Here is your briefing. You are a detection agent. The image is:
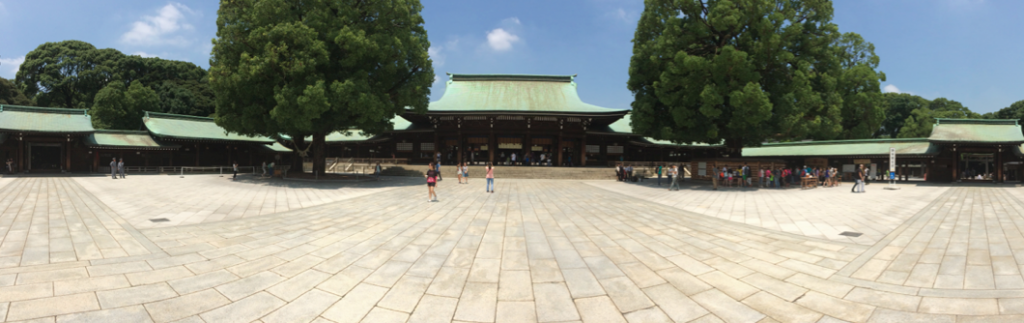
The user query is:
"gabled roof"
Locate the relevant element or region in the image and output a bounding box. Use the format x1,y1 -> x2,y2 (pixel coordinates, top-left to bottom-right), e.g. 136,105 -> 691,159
85,130 -> 180,150
426,74 -> 627,115
928,119 -> 1024,144
743,138 -> 938,157
0,105 -> 94,133
143,111 -> 276,144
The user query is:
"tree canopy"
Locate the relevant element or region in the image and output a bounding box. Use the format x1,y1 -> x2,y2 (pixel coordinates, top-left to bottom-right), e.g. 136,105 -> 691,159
90,80 -> 159,130
0,77 -> 32,105
13,40 -> 216,124
897,98 -> 980,138
209,0 -> 434,173
627,0 -> 886,153
877,93 -> 929,138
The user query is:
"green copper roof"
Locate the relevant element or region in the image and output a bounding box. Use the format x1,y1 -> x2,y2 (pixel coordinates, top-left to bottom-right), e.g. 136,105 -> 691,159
85,130 -> 180,150
743,138 -> 938,157
0,105 -> 94,133
143,111 -> 276,143
928,119 -> 1024,144
426,74 -> 626,115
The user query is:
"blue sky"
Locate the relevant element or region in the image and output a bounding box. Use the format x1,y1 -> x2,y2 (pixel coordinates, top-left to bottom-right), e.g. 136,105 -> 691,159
1,0 -> 1022,113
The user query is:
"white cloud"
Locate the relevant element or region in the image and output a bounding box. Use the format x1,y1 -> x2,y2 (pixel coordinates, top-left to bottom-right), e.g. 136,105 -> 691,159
0,55 -> 24,79
132,51 -> 157,58
486,28 -> 520,52
121,3 -> 196,46
506,17 -> 521,25
883,84 -> 901,94
428,46 -> 444,67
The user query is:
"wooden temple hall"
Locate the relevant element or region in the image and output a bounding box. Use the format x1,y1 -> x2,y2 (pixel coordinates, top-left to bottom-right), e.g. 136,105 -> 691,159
1,73 -> 1024,183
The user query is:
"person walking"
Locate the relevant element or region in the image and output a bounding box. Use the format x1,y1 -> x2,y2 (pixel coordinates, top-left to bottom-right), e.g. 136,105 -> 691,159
5,158 -> 11,174
774,168 -> 781,188
375,162 -> 382,180
857,164 -> 867,193
669,165 -> 681,191
261,161 -> 268,177
485,162 -> 495,193
425,162 -> 440,202
656,165 -> 663,186
665,164 -> 673,187
436,152 -> 442,167
268,162 -> 275,178
117,158 -> 125,178
461,162 -> 469,184
110,158 -> 118,179
232,162 -> 239,180
851,165 -> 861,193
711,165 -> 719,190
457,162 -> 464,184
511,152 -> 517,166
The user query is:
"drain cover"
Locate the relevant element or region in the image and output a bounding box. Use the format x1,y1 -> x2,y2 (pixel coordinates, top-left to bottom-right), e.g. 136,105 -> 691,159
149,218 -> 170,223
839,231 -> 863,237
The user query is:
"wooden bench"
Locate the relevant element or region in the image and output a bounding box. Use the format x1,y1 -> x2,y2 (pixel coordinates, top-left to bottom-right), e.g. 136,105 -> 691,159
801,177 -> 817,189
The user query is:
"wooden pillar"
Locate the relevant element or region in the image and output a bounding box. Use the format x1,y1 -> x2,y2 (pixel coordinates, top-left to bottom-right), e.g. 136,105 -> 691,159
65,140 -> 72,171
523,133 -> 531,166
17,138 -> 23,172
488,131 -> 495,164
580,136 -> 587,167
997,149 -> 1004,183
92,150 -> 99,172
457,132 -> 464,165
952,148 -> 958,181
433,131 -> 440,164
557,132 -> 564,167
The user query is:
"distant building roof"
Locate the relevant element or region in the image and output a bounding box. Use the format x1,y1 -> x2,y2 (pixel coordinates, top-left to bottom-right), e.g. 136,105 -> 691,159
85,130 -> 180,150
743,138 -> 938,157
262,142 -> 292,153
426,74 -> 627,115
0,105 -> 94,133
143,111 -> 276,144
928,119 -> 1024,144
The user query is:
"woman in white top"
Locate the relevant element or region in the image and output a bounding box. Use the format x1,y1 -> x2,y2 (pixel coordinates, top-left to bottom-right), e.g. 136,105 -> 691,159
461,163 -> 469,184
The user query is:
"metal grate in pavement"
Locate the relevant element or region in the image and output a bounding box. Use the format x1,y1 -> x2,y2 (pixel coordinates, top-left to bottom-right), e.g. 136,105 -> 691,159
149,218 -> 170,223
839,231 -> 863,237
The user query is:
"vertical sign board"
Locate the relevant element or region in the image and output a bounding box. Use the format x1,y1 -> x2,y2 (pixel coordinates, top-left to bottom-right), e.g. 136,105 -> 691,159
889,147 -> 897,179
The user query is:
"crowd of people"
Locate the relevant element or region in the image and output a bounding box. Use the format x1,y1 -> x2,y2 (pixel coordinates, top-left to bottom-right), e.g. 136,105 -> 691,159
423,161 -> 496,202
614,162 -> 872,194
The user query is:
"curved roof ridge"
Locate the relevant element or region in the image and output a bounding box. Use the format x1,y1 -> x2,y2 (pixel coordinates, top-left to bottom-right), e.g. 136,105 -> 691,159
449,74 -> 573,82
1,105 -> 89,116
144,111 -> 214,122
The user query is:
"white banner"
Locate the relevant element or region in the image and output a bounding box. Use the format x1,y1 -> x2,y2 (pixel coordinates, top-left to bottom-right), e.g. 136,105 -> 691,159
889,147 -> 896,172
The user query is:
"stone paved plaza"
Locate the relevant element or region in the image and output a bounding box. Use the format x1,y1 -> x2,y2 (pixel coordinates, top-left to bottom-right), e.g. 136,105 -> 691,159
0,174 -> 1022,322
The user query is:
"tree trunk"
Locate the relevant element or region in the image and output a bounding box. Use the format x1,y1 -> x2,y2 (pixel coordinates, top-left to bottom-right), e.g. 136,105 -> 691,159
312,132 -> 326,175
291,134 -> 306,173
725,138 -> 743,158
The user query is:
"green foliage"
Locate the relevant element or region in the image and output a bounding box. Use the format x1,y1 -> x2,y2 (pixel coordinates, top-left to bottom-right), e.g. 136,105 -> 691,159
878,93 -> 929,138
627,0 -> 886,152
210,0 -> 434,173
91,80 -> 159,130
0,77 -> 32,105
15,40 -> 212,117
151,79 -> 216,117
16,41 -> 117,109
982,100 -> 1024,133
897,98 -> 980,138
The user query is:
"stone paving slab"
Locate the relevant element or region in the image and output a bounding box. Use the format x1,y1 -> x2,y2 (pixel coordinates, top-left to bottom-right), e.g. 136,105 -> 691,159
0,176 -> 1017,322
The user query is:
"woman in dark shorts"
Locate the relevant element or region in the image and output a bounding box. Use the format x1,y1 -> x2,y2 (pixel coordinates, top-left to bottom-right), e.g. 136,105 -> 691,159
425,162 -> 441,202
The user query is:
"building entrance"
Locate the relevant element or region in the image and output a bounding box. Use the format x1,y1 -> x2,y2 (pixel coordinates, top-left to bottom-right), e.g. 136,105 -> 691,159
960,153 -> 995,181
29,143 -> 62,171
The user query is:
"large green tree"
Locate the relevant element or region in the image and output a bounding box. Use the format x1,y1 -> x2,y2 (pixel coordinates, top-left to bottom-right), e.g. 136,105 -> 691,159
877,93 -> 929,138
0,77 -> 32,105
982,100 -> 1024,129
627,0 -> 885,153
16,41 -> 120,109
15,40 -> 213,116
210,0 -> 434,173
90,80 -> 160,130
898,98 -> 980,138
